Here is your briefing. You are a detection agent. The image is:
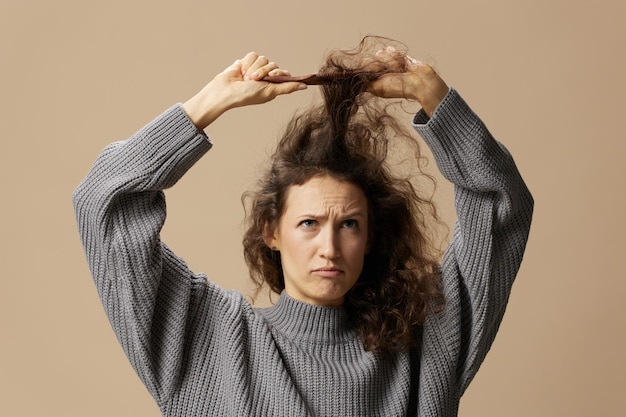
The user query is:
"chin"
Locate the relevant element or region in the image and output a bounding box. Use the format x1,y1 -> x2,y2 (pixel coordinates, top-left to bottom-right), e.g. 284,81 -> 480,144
310,287 -> 350,306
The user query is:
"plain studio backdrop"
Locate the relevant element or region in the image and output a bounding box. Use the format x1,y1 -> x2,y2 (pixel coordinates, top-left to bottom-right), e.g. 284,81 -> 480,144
1,0 -> 624,415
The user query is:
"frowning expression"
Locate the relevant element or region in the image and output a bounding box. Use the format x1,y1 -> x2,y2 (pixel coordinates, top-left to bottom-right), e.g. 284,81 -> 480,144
266,175 -> 370,306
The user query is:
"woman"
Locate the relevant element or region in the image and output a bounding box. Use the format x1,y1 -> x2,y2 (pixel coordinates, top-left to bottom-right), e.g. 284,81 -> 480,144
74,38 -> 533,416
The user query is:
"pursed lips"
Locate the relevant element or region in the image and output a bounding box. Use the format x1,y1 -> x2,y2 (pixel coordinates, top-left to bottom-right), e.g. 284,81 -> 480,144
311,266 -> 344,277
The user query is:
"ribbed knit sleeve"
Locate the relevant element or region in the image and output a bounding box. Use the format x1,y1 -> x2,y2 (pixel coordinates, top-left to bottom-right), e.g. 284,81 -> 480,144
412,88 -> 534,416
72,104 -> 213,406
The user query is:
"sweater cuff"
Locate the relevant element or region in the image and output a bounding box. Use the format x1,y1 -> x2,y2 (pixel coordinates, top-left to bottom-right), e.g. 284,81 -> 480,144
411,87 -> 471,127
149,103 -> 212,147
411,88 -> 483,160
122,103 -> 213,189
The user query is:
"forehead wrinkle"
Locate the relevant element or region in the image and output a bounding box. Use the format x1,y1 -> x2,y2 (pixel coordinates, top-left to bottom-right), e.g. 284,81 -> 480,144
282,176 -> 368,220
320,198 -> 365,218
296,190 -> 364,215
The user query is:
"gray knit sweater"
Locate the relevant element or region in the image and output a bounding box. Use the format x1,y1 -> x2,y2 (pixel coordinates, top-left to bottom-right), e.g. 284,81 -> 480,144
73,88 -> 533,416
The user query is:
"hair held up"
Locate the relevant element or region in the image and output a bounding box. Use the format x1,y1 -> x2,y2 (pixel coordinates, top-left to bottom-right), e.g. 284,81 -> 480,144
243,36 -> 445,354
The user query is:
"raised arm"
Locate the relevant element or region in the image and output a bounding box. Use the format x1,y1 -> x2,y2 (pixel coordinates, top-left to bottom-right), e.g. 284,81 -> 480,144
72,54 -> 306,406
414,89 -> 533,395
370,47 -> 534,401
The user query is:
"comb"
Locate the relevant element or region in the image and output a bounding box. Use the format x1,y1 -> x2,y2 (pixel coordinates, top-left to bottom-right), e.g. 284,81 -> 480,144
263,71 -> 382,85
262,73 -> 323,85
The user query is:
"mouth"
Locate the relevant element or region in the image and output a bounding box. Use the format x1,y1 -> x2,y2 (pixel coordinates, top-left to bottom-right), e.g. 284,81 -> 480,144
312,267 -> 344,278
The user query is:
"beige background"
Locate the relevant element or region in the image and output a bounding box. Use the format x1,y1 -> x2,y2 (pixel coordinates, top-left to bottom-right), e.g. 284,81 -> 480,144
1,0 -> 625,415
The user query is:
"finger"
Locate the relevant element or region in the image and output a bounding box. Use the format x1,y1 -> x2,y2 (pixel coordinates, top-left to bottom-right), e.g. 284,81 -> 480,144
215,59 -> 244,83
404,55 -> 421,66
375,48 -> 391,64
368,73 -> 408,99
376,46 -> 400,59
269,81 -> 307,96
405,55 -> 419,65
240,52 -> 260,77
371,49 -> 400,73
250,61 -> 284,80
267,68 -> 291,77
244,55 -> 270,80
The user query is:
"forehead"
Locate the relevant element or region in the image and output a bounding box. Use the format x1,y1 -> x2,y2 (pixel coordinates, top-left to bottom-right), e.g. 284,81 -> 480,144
282,176 -> 368,215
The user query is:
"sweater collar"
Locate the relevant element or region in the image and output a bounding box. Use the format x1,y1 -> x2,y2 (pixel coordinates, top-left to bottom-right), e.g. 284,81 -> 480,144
259,291 -> 357,344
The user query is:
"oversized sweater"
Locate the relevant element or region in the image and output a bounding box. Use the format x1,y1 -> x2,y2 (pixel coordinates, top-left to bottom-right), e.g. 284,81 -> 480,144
73,88 -> 533,416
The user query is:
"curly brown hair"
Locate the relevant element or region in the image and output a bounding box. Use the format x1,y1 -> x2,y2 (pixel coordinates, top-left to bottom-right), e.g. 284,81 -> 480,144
243,36 -> 445,354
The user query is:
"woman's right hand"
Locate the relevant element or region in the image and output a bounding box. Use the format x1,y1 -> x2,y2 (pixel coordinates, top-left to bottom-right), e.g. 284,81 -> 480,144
183,52 -> 307,130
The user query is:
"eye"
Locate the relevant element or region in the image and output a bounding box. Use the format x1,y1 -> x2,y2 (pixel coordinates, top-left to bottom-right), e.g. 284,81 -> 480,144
299,219 -> 317,228
342,219 -> 358,229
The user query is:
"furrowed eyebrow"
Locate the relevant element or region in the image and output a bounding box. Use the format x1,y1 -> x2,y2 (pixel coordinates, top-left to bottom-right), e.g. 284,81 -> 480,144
296,211 -> 366,220
297,214 -> 322,219
342,211 -> 366,219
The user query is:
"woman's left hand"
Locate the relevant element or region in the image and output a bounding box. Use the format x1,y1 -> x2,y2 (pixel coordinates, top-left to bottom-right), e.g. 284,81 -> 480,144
368,47 -> 449,117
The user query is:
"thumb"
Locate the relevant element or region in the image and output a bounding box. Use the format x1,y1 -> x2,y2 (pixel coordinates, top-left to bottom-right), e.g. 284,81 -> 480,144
221,59 -> 243,77
271,81 -> 308,96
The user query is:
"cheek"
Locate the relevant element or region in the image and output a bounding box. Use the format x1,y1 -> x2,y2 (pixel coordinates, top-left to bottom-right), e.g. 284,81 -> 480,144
281,232 -> 313,262
345,239 -> 368,267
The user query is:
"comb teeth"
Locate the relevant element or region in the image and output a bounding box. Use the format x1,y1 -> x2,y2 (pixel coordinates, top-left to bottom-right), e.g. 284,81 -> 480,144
263,72 -> 380,85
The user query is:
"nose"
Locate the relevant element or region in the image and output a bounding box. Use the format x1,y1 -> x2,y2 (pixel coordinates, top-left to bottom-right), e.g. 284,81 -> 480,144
319,227 -> 340,259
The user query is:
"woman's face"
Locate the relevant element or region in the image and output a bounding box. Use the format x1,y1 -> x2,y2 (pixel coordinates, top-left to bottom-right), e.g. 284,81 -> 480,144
267,175 -> 370,306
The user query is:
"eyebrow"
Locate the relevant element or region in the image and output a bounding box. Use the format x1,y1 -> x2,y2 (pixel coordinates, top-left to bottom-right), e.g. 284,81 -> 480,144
296,211 -> 366,220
